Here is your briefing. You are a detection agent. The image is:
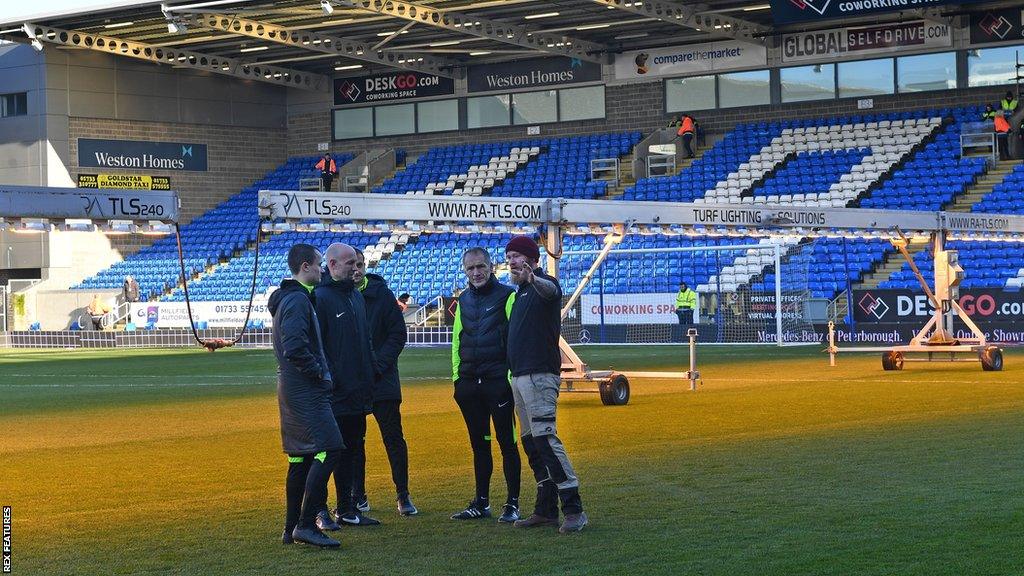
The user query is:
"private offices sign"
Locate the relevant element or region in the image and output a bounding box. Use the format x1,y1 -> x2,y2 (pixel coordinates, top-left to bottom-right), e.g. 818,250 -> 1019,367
782,21 -> 952,63
772,0 -> 988,25
333,71 -> 454,105
77,139 -> 208,172
614,41 -> 767,80
467,57 -> 601,93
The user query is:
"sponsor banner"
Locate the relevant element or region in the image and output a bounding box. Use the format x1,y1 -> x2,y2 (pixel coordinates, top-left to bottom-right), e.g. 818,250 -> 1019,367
852,289 -> 1024,323
129,300 -> 271,329
333,71 -> 454,105
615,41 -> 767,80
782,20 -> 952,63
757,322 -> 1024,344
970,7 -> 1024,45
772,0 -> 987,26
467,57 -> 601,93
78,139 -> 207,172
77,174 -> 171,191
581,293 -> 684,325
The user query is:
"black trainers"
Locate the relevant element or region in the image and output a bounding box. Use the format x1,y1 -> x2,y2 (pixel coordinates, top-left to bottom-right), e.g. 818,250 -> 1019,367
338,512 -> 381,527
450,499 -> 491,520
354,495 -> 370,513
282,528 -> 294,545
315,510 -> 340,531
497,503 -> 520,524
290,526 -> 341,548
397,493 -> 418,516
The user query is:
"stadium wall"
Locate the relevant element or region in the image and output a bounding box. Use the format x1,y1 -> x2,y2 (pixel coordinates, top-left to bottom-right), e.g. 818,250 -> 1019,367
286,80 -> 1014,158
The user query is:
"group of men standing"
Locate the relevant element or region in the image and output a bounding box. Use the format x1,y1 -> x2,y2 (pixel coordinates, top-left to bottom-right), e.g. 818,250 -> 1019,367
269,235 -> 587,550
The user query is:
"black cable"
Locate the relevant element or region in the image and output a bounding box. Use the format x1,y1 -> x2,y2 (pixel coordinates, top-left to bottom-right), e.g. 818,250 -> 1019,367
175,216 -> 265,350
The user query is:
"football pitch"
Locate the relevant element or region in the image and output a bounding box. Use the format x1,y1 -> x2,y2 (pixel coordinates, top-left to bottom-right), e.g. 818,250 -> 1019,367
1,344 -> 1021,576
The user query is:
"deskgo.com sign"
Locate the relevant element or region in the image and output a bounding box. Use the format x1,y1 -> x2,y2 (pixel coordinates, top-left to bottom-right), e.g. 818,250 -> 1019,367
852,289 -> 1024,322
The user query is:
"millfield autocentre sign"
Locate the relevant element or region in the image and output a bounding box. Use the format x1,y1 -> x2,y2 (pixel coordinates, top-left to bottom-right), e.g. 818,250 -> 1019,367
78,139 -> 208,172
467,57 -> 601,93
614,41 -> 767,80
333,71 -> 454,105
772,0 -> 988,25
782,20 -> 952,63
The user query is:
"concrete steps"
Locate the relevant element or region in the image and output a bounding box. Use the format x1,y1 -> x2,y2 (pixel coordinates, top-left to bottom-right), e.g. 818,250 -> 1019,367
855,239 -> 930,290
945,159 -> 1023,212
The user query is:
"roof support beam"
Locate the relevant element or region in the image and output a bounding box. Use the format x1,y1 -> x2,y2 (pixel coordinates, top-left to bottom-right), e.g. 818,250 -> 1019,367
22,23 -> 328,91
333,0 -> 609,63
174,12 -> 459,77
590,0 -> 766,44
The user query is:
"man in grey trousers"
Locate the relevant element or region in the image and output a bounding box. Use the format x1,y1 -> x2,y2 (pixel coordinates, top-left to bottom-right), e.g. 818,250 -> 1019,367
504,235 -> 587,534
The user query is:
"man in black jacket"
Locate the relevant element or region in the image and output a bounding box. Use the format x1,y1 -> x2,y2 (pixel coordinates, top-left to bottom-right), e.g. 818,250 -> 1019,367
268,243 -> 343,549
350,249 -> 417,516
504,235 -> 587,534
450,247 -> 522,523
314,242 -> 381,528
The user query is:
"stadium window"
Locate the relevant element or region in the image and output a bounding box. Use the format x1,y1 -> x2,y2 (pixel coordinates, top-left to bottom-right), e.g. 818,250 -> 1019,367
0,92 -> 27,117
333,107 -> 373,140
780,64 -> 836,103
718,70 -> 770,108
374,103 -> 415,136
665,75 -> 715,112
897,52 -> 956,93
838,58 -> 895,98
967,45 -> 1024,87
416,99 -> 458,133
558,85 -> 605,121
512,90 -> 558,125
467,94 -> 511,128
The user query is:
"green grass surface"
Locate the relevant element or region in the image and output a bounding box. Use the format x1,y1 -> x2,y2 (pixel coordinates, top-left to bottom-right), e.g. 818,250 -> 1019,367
1,344 -> 1022,575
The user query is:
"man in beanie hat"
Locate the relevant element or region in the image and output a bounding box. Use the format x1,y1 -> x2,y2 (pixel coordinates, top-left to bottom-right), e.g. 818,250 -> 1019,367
504,235 -> 587,534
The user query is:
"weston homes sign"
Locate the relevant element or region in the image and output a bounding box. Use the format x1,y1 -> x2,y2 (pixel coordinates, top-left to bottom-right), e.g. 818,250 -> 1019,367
77,139 -> 208,172
467,57 -> 601,93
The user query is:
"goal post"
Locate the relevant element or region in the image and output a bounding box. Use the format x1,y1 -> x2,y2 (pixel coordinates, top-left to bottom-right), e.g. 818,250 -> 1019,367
556,237 -> 816,346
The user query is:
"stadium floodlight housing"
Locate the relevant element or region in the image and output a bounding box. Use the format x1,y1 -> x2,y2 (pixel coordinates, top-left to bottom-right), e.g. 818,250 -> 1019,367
321,0 -> 335,15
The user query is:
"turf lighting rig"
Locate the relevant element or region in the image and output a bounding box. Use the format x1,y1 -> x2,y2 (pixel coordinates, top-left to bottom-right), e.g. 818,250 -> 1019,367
260,191 -> 1024,373
0,185 -> 180,227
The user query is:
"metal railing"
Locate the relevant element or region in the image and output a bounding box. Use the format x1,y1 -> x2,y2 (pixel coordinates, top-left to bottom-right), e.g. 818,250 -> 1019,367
100,300 -> 132,330
413,295 -> 446,326
0,285 -> 7,332
960,122 -> 997,164
632,127 -> 680,180
590,157 -> 619,184
646,154 -> 677,178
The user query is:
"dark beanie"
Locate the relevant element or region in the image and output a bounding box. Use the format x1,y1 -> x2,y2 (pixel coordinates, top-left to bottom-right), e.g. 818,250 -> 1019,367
505,235 -> 540,262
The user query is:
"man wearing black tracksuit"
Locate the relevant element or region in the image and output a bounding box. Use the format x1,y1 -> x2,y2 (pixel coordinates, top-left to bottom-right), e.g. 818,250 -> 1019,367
269,243 -> 342,549
350,250 -> 417,516
449,247 -> 522,523
314,242 -> 381,528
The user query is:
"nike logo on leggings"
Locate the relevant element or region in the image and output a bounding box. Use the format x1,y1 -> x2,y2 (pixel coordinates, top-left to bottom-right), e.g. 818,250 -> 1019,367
497,401 -> 510,408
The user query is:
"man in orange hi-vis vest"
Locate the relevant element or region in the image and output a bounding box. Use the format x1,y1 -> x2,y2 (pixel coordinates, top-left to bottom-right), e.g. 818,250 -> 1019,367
677,114 -> 696,159
315,153 -> 338,191
995,112 -> 1011,161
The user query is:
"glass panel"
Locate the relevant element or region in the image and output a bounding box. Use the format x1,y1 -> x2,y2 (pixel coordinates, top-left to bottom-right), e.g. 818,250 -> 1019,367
417,99 -> 458,133
838,58 -> 894,98
512,90 -> 557,125
898,52 -> 956,92
374,103 -> 415,136
718,70 -> 770,108
559,85 -> 605,121
467,94 -> 510,128
968,45 -> 1024,87
665,75 -> 715,112
15,92 -> 26,115
780,64 -> 835,103
333,107 -> 373,140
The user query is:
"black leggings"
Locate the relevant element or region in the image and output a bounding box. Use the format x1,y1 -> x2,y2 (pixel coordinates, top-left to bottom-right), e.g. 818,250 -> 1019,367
353,399 -> 410,499
285,450 -> 339,531
331,413 -> 366,514
454,378 -> 521,503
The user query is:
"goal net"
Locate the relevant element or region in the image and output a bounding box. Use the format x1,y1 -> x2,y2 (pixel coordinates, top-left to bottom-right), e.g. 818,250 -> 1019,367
556,233 -> 816,345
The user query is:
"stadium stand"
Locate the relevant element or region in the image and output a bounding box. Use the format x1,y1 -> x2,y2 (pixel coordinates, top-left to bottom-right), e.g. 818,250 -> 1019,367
72,107 -> 1019,305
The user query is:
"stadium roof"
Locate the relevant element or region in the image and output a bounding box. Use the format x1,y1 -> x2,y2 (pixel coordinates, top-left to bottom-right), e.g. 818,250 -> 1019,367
0,0 -> 961,89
